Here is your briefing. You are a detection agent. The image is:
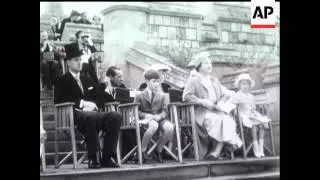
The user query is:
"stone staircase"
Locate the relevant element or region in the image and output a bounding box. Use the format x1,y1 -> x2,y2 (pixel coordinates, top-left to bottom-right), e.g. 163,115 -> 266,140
126,41 -> 190,90
41,89 -> 86,165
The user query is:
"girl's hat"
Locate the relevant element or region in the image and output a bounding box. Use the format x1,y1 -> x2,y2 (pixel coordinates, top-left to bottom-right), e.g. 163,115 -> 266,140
234,73 -> 255,89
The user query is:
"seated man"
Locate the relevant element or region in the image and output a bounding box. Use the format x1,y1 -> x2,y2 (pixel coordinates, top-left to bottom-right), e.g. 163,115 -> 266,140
40,30 -> 62,90
134,69 -> 174,163
54,43 -> 121,169
106,66 -> 126,89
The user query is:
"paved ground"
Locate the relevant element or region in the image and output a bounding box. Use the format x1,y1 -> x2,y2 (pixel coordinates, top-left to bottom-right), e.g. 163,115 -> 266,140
189,171 -> 280,180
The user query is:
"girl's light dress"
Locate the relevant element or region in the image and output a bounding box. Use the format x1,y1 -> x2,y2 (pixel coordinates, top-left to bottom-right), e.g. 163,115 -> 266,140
233,91 -> 271,128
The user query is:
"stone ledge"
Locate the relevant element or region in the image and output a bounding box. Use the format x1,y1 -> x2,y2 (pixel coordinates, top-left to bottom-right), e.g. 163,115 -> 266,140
101,4 -> 203,19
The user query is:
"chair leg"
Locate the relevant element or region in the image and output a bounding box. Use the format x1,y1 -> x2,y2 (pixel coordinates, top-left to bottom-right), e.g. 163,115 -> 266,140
269,122 -> 276,156
117,131 -> 122,166
190,106 -> 199,161
54,130 -> 59,168
136,126 -> 143,165
70,129 -> 78,169
237,114 -> 247,159
41,143 -> 46,172
245,143 -> 253,156
173,106 -> 183,163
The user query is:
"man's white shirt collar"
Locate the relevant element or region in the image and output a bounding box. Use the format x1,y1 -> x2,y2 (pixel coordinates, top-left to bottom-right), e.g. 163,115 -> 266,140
70,71 -> 80,80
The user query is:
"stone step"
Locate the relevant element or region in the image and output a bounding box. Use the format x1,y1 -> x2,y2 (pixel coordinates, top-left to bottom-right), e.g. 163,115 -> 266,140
45,130 -> 84,142
44,140 -> 86,154
42,104 -> 54,113
40,156 -> 280,180
43,113 -> 55,122
43,121 -> 55,130
42,151 -> 87,165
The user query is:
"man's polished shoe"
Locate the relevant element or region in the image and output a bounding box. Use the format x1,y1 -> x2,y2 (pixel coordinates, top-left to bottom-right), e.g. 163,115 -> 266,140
101,157 -> 120,168
88,152 -> 101,169
154,151 -> 164,163
88,159 -> 101,169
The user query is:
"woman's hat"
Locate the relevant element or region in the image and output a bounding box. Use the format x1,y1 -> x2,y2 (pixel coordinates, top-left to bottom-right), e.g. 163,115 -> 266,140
234,73 -> 255,89
187,51 -> 211,68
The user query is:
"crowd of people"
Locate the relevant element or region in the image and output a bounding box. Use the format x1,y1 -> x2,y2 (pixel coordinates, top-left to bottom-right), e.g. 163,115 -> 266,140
41,25 -> 271,169
49,10 -> 102,41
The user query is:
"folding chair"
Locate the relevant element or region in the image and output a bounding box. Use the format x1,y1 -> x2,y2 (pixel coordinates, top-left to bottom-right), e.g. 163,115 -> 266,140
40,101 -> 46,172
168,89 -> 199,161
145,93 -> 183,163
236,89 -> 276,159
104,102 -> 142,165
53,88 -> 86,169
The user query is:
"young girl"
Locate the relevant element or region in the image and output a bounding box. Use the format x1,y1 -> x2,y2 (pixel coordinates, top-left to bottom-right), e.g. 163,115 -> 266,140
233,73 -> 271,158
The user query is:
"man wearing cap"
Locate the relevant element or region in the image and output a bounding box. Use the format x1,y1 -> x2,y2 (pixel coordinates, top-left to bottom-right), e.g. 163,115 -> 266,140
134,69 -> 174,163
138,64 -> 172,93
54,43 -> 121,169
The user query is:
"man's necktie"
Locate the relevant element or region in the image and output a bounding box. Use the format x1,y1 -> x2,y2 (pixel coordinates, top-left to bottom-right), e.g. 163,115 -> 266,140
151,91 -> 155,104
75,75 -> 84,93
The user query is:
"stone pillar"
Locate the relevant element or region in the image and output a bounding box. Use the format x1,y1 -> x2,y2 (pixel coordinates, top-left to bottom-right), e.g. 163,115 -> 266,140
101,5 -> 148,68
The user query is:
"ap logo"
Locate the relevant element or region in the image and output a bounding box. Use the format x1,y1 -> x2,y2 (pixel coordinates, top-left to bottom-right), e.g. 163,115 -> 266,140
251,0 -> 276,28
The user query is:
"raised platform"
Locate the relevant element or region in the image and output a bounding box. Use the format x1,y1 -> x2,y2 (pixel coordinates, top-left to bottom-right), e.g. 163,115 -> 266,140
40,156 -> 279,180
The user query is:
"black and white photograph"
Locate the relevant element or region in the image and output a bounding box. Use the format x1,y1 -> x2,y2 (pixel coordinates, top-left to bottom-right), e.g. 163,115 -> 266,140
40,1 -> 280,179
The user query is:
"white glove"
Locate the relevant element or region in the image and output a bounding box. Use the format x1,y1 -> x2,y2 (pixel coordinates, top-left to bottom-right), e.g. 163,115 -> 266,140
81,100 -> 98,111
87,35 -> 94,46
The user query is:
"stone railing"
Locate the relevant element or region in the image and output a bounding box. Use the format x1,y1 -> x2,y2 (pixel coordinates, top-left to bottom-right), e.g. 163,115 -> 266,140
262,64 -> 280,86
61,23 -> 103,43
126,41 -> 190,89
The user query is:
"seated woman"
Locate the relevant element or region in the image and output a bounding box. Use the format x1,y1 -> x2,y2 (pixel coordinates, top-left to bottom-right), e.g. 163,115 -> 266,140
183,52 -> 242,160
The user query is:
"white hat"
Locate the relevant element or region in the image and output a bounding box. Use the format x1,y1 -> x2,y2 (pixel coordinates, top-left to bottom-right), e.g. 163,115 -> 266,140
150,64 -> 171,72
234,73 -> 255,89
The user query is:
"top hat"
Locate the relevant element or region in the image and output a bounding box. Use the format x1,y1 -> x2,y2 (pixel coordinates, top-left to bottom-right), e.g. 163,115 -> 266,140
64,43 -> 83,60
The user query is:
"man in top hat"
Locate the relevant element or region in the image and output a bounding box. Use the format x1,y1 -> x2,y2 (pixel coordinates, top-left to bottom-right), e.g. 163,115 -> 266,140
54,43 -> 121,169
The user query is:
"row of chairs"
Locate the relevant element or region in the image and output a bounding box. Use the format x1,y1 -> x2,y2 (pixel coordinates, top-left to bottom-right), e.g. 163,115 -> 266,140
40,88 -> 275,171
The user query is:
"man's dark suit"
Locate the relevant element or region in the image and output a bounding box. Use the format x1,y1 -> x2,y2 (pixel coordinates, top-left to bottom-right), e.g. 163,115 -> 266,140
54,72 -> 121,161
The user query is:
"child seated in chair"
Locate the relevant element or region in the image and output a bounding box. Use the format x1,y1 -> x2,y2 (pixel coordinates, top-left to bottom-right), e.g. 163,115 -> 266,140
233,73 -> 271,158
134,69 -> 174,163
